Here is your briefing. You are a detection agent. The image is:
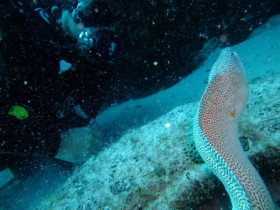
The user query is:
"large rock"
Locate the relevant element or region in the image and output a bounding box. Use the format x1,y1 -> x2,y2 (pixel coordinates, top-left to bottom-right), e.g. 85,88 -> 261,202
33,72 -> 280,209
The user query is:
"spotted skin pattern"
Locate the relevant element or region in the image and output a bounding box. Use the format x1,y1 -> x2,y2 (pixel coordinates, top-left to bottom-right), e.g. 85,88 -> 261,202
193,48 -> 274,210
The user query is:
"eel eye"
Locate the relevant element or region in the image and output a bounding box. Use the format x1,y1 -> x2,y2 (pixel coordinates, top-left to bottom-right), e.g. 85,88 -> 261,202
230,110 -> 236,118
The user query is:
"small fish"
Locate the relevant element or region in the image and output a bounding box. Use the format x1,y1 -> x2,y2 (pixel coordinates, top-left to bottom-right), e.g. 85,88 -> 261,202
8,105 -> 29,120
59,59 -> 73,74
34,8 -> 50,24
73,105 -> 88,119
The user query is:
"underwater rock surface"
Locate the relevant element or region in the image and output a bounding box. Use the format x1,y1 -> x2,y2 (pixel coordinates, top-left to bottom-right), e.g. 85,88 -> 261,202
34,72 -> 280,209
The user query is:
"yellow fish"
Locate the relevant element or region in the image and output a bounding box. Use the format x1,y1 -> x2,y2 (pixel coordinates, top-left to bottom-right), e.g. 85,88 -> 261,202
8,105 -> 29,120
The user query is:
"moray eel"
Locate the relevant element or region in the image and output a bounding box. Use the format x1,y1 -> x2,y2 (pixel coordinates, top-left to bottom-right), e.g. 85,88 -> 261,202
193,48 -> 274,209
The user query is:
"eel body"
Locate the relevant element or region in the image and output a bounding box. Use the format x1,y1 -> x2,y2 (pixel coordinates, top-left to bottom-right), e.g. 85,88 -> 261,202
193,48 -> 274,209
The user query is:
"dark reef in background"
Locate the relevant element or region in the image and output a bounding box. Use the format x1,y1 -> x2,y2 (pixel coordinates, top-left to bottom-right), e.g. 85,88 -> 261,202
104,0 -> 280,104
